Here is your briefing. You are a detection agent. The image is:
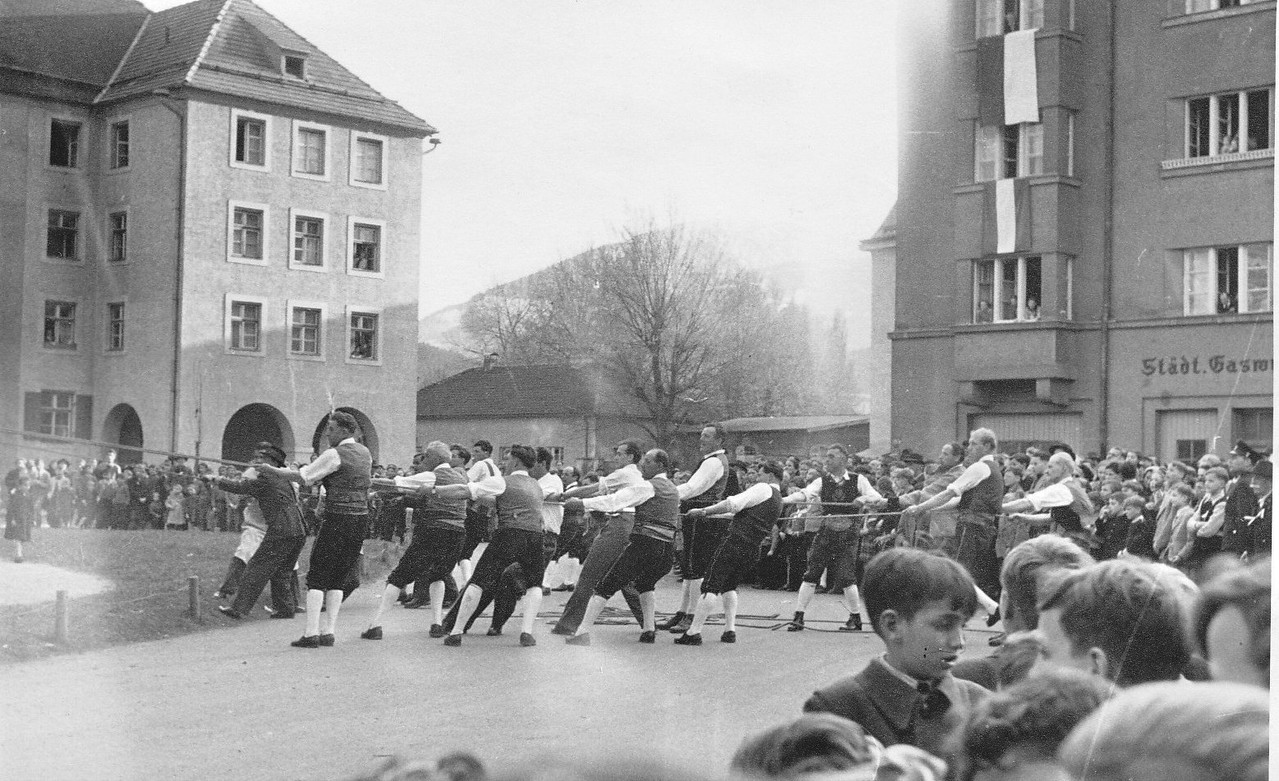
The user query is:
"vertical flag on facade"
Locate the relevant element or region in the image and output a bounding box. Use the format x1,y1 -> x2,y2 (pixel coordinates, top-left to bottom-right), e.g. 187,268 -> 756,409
983,178 -> 1031,256
1003,28 -> 1040,125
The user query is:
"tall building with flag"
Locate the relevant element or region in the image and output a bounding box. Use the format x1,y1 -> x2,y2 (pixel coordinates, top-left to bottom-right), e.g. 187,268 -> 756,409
1,0 -> 435,466
879,0 -> 1273,459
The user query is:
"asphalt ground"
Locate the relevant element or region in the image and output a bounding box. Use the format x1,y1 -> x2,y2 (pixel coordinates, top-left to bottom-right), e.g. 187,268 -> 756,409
0,576 -> 1003,781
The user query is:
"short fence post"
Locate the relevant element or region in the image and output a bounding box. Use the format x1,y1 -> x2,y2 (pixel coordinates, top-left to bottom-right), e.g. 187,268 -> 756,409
188,576 -> 201,621
54,590 -> 69,645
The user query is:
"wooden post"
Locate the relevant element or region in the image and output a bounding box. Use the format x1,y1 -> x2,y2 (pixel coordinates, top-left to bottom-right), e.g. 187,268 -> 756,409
54,590 -> 69,645
188,575 -> 201,621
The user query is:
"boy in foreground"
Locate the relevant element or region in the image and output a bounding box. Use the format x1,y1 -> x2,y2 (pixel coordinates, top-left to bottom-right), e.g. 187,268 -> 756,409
803,547 -> 989,763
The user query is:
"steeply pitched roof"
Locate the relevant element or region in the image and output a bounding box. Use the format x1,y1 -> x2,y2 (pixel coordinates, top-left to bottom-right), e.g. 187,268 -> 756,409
0,0 -> 148,86
418,365 -> 641,420
97,0 -> 432,134
719,416 -> 870,434
859,202 -> 897,250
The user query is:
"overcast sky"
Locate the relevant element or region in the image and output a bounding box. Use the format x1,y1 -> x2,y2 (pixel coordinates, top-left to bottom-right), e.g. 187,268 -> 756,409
150,1 -> 899,325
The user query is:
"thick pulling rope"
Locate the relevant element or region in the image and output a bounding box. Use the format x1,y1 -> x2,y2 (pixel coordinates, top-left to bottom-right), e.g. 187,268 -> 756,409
0,426 -> 252,468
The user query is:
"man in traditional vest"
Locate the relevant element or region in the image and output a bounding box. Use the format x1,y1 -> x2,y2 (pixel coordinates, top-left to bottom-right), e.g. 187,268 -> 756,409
212,442 -> 307,621
564,449 -> 679,646
360,441 -> 469,640
1000,450 -> 1095,550
661,423 -> 731,634
676,460 -> 785,645
458,440 -> 501,585
260,411 -> 371,648
903,428 -> 1003,622
782,444 -> 885,632
435,444 -> 546,647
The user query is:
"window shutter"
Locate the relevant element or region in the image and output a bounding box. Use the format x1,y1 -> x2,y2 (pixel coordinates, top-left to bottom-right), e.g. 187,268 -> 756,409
75,394 -> 93,440
23,392 -> 42,433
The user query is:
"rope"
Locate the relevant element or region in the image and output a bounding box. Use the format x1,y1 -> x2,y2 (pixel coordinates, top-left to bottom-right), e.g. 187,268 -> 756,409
0,426 -> 251,468
1,584 -> 189,619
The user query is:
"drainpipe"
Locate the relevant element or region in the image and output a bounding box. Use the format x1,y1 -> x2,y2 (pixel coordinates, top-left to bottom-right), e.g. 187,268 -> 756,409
154,89 -> 186,453
1096,4 -> 1117,456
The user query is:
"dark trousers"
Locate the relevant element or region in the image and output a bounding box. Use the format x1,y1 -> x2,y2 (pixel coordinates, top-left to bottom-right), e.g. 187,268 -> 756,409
681,515 -> 729,580
555,513 -> 645,633
231,535 -> 306,616
779,532 -> 812,589
306,512 -> 366,592
955,518 -> 1000,601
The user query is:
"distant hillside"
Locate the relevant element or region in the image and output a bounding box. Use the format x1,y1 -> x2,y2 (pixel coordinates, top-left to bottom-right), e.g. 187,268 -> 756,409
417,342 -> 475,388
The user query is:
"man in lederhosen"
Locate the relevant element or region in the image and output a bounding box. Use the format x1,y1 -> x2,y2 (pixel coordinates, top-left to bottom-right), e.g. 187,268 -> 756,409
660,423 -> 731,634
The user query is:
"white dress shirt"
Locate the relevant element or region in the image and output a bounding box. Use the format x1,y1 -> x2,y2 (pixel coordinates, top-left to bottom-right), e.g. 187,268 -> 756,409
392,463 -> 456,491
1025,479 -> 1075,511
678,450 -> 726,500
719,482 -> 780,514
582,474 -> 665,514
467,458 -> 500,483
783,471 -> 884,506
539,472 -> 565,534
299,438 -> 357,486
598,463 -> 644,493
946,454 -> 997,497
466,470 -> 516,501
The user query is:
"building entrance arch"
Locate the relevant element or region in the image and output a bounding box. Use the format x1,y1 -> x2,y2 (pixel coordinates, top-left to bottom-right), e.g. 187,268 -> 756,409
311,406 -> 379,462
222,404 -> 295,465
101,403 -> 144,465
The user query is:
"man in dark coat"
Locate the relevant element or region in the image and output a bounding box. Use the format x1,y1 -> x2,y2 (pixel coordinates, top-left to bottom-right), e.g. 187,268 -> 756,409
1221,440 -> 1261,557
214,443 -> 308,620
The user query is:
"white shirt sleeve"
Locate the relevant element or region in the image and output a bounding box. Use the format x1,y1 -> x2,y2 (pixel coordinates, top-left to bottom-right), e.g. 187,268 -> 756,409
678,456 -> 725,500
782,477 -> 823,504
599,463 -> 643,493
467,473 -> 507,500
583,481 -> 655,513
947,460 -> 992,497
722,483 -> 775,514
299,448 -> 342,486
467,459 -> 498,482
1026,482 -> 1074,511
857,475 -> 884,504
393,470 -> 438,490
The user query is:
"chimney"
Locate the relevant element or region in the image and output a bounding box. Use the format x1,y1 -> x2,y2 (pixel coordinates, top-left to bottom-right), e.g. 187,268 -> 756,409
482,352 -> 499,371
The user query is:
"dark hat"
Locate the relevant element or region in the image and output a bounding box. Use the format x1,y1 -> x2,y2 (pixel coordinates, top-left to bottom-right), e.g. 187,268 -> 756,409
254,442 -> 288,467
1048,442 -> 1076,459
1231,440 -> 1263,465
900,449 -> 926,465
1254,460 -> 1271,480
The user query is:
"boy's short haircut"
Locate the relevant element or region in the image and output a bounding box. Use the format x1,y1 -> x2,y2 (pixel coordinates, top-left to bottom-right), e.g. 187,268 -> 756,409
1038,560 -> 1192,686
1122,495 -> 1146,512
1172,483 -> 1196,501
1204,466 -> 1230,483
862,548 -> 977,637
1116,461 -> 1138,481
1000,535 -> 1095,630
960,668 -> 1112,776
730,713 -> 882,778
1058,681 -> 1269,781
1120,479 -> 1144,494
1194,560 -> 1269,673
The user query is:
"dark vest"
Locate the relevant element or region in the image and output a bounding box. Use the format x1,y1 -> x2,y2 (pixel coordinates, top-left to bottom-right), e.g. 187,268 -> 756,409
729,485 -> 783,545
322,441 -> 372,516
819,473 -> 861,531
495,473 -> 544,533
412,466 -> 468,529
634,475 -> 680,543
957,458 -> 1002,526
682,452 -> 730,509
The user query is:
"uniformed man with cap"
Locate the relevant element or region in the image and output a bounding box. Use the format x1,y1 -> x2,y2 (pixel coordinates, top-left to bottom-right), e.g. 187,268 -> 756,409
1222,440 -> 1262,556
213,442 -> 308,621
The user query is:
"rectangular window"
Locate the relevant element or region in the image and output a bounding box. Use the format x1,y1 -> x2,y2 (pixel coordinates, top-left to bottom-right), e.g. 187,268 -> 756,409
1183,243 -> 1273,315
107,302 -> 125,352
975,124 -> 1001,182
1018,122 -> 1043,176
46,209 -> 79,259
1234,408 -> 1273,452
44,301 -> 76,348
295,127 -> 326,176
976,0 -> 1041,37
1186,89 -> 1273,158
1176,439 -> 1208,462
290,307 -> 322,356
974,256 -> 1042,322
109,120 -> 129,169
350,312 -> 379,360
109,211 -> 127,262
352,223 -> 381,272
232,207 -> 264,259
235,116 -> 266,166
49,119 -> 80,167
40,391 -> 76,438
975,123 -> 1043,181
283,55 -> 306,79
229,301 -> 262,351
354,138 -> 384,184
1066,112 -> 1075,177
293,216 -> 324,266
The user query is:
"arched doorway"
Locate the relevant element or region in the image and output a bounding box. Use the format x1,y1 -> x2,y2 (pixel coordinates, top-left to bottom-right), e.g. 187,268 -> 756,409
311,406 -> 379,462
101,403 -> 144,465
222,404 -> 295,465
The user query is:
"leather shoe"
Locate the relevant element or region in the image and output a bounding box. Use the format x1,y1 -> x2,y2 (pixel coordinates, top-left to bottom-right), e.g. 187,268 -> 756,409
638,631 -> 656,644
519,632 -> 536,647
787,619 -> 805,632
486,626 -> 503,636
429,623 -> 446,638
670,616 -> 693,635
291,635 -> 320,648
673,632 -> 703,645
217,605 -> 243,620
361,627 -> 383,640
658,611 -> 686,631
318,633 -> 335,647
986,608 -> 1001,628
720,631 -> 737,643
443,634 -> 462,646
565,633 -> 591,646
839,614 -> 863,632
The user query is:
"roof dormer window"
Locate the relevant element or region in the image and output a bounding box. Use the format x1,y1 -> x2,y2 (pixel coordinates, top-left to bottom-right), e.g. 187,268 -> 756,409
283,54 -> 306,79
